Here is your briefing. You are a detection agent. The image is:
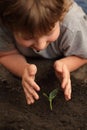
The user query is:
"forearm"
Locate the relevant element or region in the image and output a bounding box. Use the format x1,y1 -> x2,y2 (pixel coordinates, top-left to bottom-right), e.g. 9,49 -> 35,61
0,51 -> 29,77
57,56 -> 87,72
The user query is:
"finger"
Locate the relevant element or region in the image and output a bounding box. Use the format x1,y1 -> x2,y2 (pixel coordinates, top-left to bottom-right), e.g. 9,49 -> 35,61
62,77 -> 68,89
25,78 -> 40,91
23,87 -> 35,104
62,64 -> 70,89
64,79 -> 72,100
23,81 -> 39,100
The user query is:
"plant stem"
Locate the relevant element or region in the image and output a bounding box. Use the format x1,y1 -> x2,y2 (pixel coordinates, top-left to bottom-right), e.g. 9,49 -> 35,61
50,100 -> 52,110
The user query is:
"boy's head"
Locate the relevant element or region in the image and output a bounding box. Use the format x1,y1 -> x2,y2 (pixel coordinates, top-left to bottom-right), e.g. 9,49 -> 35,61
0,0 -> 72,37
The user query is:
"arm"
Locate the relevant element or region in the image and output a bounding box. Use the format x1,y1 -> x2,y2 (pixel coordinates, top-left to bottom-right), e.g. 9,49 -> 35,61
0,50 -> 40,104
0,49 -> 28,77
54,56 -> 87,100
57,56 -> 87,72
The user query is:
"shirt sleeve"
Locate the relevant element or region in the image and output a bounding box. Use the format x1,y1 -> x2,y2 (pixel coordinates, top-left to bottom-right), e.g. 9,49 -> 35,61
0,26 -> 15,52
59,22 -> 87,59
58,2 -> 87,59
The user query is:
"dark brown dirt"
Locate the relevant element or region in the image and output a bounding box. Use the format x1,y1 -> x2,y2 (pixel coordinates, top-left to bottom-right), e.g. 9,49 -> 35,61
0,59 -> 87,130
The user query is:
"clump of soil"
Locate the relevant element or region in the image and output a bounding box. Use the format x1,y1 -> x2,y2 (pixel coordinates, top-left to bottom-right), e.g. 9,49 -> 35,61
0,59 -> 87,130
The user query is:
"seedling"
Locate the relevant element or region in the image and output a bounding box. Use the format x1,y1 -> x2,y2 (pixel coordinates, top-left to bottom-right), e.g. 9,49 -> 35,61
43,88 -> 58,110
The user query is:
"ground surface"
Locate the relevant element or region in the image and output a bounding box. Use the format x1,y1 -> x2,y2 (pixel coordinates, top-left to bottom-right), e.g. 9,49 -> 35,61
0,59 -> 87,130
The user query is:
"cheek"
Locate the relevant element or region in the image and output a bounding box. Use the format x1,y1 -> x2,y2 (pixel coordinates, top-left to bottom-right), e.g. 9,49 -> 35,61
15,35 -> 33,47
48,29 -> 60,42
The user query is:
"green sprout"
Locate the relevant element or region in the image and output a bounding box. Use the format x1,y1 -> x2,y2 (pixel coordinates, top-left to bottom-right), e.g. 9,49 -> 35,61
43,88 -> 58,111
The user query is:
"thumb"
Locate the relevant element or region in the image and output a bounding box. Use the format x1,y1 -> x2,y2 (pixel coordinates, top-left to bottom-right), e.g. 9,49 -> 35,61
62,64 -> 70,89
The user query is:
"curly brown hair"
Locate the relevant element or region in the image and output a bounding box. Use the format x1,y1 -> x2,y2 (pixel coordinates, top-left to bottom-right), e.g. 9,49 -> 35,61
0,0 -> 73,37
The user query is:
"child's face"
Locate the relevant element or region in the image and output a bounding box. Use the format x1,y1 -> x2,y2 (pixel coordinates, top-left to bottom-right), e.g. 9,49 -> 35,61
14,22 -> 60,51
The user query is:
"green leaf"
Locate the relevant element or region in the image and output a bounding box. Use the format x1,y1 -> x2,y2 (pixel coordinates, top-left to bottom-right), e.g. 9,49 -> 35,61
43,88 -> 58,111
43,93 -> 49,99
49,88 -> 58,100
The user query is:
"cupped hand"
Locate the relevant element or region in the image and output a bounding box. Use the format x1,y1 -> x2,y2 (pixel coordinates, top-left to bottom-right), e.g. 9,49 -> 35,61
54,60 -> 71,101
22,63 -> 40,104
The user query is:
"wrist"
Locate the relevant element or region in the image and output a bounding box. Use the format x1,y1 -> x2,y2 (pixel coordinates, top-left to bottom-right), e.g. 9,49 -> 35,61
54,60 -> 66,71
22,63 -> 37,78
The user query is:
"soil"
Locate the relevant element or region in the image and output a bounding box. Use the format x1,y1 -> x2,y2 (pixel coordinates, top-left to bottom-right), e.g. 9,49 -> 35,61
0,58 -> 87,130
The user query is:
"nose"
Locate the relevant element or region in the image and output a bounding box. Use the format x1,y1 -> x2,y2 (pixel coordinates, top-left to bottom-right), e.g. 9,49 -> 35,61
33,37 -> 48,51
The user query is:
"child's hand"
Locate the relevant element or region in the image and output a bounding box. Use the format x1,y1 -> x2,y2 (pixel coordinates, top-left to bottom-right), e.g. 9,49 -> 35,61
54,61 -> 71,101
22,63 -> 40,104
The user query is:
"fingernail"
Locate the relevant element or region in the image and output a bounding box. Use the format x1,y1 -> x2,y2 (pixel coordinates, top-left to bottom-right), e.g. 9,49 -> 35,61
37,87 -> 40,91
27,101 -> 31,105
31,100 -> 34,104
36,95 -> 39,100
65,96 -> 70,101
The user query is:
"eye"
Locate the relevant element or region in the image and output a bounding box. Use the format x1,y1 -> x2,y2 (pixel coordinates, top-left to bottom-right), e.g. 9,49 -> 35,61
47,27 -> 55,36
18,33 -> 33,40
47,30 -> 53,36
22,36 -> 33,40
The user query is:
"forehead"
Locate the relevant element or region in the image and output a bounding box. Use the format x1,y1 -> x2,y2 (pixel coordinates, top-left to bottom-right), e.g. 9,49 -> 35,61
15,21 -> 59,39
20,24 -> 57,37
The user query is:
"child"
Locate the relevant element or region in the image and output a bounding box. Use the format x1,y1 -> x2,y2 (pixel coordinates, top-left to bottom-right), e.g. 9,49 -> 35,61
0,0 -> 87,104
